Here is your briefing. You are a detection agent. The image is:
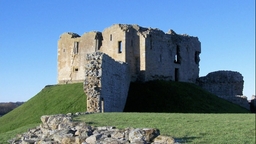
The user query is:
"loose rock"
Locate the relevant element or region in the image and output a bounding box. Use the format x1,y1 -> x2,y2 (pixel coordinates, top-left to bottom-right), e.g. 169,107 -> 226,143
9,113 -> 175,144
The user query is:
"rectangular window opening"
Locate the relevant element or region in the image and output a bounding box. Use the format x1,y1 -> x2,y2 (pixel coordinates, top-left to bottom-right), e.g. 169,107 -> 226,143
118,41 -> 122,53
74,42 -> 79,54
74,68 -> 79,72
174,45 -> 181,64
110,34 -> 112,41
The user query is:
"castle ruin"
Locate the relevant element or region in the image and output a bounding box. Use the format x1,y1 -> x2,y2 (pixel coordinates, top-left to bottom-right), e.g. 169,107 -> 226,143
58,24 -> 201,84
58,24 -> 201,112
197,71 -> 249,109
58,24 -> 249,112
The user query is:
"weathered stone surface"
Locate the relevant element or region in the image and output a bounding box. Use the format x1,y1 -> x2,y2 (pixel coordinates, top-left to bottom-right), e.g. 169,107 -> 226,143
58,24 -> 201,113
128,128 -> 147,143
143,128 -> 160,142
9,113 -> 175,144
85,133 -> 102,143
197,70 -> 249,109
153,135 -> 175,144
58,24 -> 201,84
84,52 -> 130,112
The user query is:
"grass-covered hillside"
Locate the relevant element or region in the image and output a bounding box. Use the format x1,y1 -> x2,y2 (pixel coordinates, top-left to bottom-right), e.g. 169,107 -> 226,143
0,83 -> 86,134
0,81 -> 250,143
124,80 -> 249,113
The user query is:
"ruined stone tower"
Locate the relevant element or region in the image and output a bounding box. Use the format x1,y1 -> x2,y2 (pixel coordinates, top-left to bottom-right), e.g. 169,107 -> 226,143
58,24 -> 201,84
58,24 -> 201,112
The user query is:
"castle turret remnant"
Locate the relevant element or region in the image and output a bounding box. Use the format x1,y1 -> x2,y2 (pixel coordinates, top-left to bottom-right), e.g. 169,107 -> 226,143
197,71 -> 249,110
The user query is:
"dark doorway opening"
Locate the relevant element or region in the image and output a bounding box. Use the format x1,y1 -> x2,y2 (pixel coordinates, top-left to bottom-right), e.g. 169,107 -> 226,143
175,68 -> 179,81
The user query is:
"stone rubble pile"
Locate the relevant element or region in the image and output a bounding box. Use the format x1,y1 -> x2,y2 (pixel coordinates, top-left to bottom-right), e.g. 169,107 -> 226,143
9,113 -> 175,144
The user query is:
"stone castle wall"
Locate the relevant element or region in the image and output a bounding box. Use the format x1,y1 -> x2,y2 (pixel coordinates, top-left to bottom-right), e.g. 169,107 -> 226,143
84,52 -> 130,112
197,71 -> 249,109
58,24 -> 201,84
144,30 -> 200,82
58,32 -> 101,84
57,25 -> 250,112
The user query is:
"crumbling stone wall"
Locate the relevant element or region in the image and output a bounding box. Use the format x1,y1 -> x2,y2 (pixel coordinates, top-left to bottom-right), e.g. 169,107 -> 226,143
197,71 -> 249,109
144,29 -> 201,82
58,24 -> 201,84
99,24 -> 201,83
84,52 -> 130,112
58,32 -> 102,84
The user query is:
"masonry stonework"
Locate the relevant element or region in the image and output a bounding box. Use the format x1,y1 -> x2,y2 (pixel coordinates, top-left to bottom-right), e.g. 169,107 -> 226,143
197,71 -> 249,109
58,32 -> 101,84
58,24 -> 201,84
84,52 -> 130,112
58,24 -> 250,112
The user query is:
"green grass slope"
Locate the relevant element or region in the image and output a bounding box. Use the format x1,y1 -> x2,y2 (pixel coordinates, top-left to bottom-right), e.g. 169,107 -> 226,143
75,113 -> 255,144
124,80 -> 249,113
0,83 -> 86,134
0,81 -> 250,143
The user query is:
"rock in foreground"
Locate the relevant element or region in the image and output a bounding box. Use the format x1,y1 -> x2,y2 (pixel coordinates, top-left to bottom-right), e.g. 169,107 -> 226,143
9,113 -> 175,144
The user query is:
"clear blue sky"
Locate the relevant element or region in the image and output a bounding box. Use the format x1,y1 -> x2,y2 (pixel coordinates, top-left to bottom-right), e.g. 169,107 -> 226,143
0,0 -> 255,102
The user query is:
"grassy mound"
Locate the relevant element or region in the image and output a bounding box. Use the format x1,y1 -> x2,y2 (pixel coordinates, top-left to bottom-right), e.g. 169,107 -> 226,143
0,83 -> 86,134
124,80 -> 249,113
0,81 -> 250,143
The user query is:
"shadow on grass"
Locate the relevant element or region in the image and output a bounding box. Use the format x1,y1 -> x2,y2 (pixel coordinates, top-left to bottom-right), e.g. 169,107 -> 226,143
86,121 -> 96,125
175,136 -> 200,143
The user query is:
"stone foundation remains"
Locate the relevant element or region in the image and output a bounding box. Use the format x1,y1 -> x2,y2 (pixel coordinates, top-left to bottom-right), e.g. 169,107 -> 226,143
84,52 -> 130,112
9,113 -> 175,144
197,71 -> 249,109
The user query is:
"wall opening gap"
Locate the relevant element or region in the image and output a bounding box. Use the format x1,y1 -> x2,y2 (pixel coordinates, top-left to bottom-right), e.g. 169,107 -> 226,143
73,42 -> 79,54
101,98 -> 104,113
174,45 -> 180,64
195,51 -> 200,64
118,41 -> 122,53
175,68 -> 179,81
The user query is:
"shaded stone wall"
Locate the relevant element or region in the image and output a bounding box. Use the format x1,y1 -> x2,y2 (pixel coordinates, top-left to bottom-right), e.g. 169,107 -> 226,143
84,52 -> 130,112
144,29 -> 201,83
197,71 -> 249,109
